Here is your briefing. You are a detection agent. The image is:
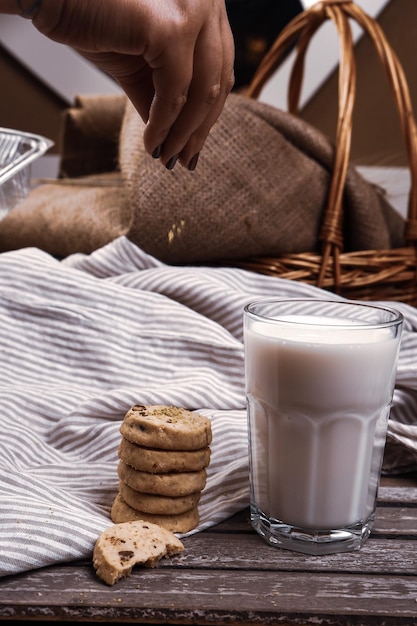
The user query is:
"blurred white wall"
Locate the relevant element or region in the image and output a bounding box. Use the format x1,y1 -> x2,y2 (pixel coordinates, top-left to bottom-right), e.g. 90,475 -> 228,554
0,15 -> 122,104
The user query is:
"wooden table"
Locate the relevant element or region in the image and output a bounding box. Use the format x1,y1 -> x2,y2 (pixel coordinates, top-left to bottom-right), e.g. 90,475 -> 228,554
1,474 -> 417,625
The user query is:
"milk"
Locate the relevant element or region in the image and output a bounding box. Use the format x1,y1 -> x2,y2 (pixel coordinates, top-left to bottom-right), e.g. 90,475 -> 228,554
245,312 -> 401,530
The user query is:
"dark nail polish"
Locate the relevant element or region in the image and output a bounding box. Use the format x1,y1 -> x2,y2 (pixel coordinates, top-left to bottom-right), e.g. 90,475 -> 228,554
166,155 -> 179,170
152,145 -> 162,159
188,153 -> 200,171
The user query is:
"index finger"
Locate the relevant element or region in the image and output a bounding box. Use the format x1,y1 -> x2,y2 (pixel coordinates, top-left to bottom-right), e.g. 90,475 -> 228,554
143,46 -> 195,159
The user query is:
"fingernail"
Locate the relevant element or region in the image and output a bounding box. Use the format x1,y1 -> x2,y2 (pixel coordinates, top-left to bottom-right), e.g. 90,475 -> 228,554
166,155 -> 179,170
188,153 -> 200,171
152,145 -> 162,159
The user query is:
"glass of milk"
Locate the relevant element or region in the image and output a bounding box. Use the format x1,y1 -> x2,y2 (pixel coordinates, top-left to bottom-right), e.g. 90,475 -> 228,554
244,298 -> 403,555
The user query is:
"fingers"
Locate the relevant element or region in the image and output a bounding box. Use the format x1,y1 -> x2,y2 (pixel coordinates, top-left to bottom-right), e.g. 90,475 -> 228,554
177,16 -> 235,168
38,0 -> 236,172
141,44 -> 195,156
99,54 -> 157,124
143,8 -> 235,170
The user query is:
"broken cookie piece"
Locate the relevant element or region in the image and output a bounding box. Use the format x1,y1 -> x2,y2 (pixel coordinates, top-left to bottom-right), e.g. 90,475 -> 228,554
93,520 -> 184,585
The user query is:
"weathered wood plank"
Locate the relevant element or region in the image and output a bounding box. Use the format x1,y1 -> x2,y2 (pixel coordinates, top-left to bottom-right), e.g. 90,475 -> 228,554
1,568 -> 417,624
1,477 -> 416,624
377,486 -> 417,504
208,506 -> 417,537
1,535 -> 415,592
373,506 -> 417,535
205,508 -> 251,532
380,473 -> 417,488
178,534 -> 417,574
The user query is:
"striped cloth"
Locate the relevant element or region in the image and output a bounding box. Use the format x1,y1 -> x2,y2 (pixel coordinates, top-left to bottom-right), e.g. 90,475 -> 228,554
1,236 -> 417,577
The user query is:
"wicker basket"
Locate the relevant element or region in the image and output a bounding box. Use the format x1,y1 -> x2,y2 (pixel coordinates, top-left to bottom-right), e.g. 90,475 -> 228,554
240,0 -> 417,306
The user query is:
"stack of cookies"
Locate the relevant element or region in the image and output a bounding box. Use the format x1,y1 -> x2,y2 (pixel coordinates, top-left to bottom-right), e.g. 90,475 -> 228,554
111,404 -> 212,533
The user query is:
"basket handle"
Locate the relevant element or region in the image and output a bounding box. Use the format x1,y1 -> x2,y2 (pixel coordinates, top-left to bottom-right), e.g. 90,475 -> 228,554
246,0 -> 417,289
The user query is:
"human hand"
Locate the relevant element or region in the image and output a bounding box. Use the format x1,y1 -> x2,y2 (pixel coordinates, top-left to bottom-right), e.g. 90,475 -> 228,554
32,0 -> 235,169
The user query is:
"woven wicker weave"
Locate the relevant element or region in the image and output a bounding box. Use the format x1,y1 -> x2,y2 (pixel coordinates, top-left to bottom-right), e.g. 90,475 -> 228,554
240,0 -> 417,305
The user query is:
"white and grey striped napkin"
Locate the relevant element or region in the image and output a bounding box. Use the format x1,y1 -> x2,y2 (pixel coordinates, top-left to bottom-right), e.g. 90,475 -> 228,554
1,236 -> 417,577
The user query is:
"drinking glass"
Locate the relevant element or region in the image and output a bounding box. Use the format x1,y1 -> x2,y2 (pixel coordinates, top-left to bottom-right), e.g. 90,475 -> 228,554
244,298 -> 403,555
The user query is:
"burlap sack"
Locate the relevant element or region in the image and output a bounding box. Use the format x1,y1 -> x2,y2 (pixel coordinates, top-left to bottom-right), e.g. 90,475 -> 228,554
0,174 -> 131,258
120,94 -> 405,264
0,96 -> 130,258
59,94 -> 127,178
0,92 -> 405,261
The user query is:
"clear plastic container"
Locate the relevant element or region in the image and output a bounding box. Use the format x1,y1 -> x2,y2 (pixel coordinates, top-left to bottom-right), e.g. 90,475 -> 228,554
0,127 -> 53,219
